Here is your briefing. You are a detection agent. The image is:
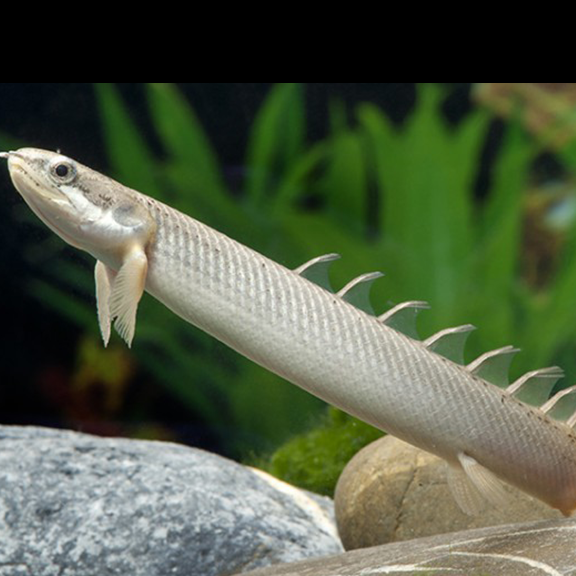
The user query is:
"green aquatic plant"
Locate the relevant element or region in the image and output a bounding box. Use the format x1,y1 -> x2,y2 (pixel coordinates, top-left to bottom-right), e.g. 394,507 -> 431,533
4,84 -> 576,494
265,408 -> 383,496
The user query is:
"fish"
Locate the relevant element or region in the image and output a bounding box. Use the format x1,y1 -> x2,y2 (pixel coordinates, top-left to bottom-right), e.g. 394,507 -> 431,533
3,147 -> 576,516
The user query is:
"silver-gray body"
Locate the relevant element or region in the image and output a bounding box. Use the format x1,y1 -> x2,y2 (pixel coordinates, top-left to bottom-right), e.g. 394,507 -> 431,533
138,196 -> 576,509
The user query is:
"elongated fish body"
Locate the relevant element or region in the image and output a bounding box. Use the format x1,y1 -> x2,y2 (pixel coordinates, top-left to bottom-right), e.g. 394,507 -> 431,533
3,147 -> 576,516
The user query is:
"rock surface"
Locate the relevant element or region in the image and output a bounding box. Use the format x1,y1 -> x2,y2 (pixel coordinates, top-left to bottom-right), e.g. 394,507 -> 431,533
0,425 -> 342,575
241,517 -> 576,575
334,435 -> 562,549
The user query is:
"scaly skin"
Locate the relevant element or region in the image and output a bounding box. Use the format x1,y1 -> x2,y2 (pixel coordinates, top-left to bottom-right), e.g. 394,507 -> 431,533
3,148 -> 576,515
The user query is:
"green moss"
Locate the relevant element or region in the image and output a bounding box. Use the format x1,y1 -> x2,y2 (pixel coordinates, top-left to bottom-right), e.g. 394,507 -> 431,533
263,407 -> 384,496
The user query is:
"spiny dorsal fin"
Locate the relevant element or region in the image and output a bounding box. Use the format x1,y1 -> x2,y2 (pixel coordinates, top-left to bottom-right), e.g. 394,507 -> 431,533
336,271 -> 384,314
424,324 -> 476,364
378,301 -> 430,339
294,253 -> 340,290
541,384 -> 576,421
466,345 -> 519,387
506,366 -> 564,406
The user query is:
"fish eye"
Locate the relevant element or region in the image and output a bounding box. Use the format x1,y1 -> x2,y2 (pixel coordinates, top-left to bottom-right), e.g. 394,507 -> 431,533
55,164 -> 69,177
50,158 -> 77,183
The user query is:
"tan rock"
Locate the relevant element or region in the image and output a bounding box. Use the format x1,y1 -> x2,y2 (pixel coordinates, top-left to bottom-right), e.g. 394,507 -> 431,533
334,435 -> 562,550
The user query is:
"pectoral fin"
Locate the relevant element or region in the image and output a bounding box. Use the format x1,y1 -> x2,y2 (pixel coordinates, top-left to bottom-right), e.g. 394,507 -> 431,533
95,260 -> 117,347
109,247 -> 148,348
94,247 -> 148,348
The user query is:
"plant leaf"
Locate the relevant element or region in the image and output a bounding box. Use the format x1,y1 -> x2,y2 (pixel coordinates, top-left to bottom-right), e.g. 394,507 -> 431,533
94,83 -> 160,196
146,83 -> 228,203
245,83 -> 305,206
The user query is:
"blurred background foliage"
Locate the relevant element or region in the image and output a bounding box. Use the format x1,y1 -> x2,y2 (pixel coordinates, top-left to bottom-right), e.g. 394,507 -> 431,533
3,83 -> 576,495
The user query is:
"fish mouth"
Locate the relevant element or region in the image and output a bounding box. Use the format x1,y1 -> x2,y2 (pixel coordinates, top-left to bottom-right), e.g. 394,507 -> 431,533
6,153 -> 69,205
2,151 -> 80,247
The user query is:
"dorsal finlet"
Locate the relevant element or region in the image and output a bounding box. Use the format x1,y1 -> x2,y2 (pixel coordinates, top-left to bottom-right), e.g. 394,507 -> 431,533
336,271 -> 384,314
467,345 -> 520,388
506,366 -> 564,407
378,300 -> 430,339
541,384 -> 576,422
294,253 -> 340,290
424,324 -> 476,364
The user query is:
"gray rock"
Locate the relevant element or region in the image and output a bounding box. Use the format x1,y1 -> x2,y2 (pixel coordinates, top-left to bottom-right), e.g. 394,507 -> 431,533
0,425 -> 342,575
241,517 -> 576,575
334,436 -> 562,549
